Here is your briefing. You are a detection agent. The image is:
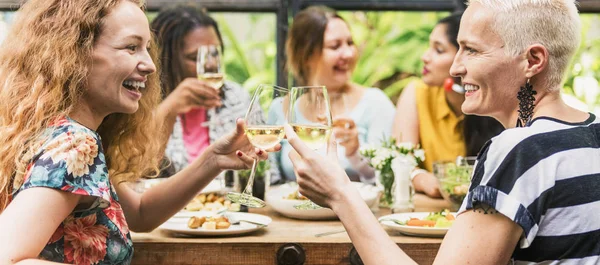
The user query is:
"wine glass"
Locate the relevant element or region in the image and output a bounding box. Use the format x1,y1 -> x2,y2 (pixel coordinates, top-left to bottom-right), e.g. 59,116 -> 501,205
329,92 -> 352,143
197,44 -> 224,127
288,86 -> 333,210
226,84 -> 288,208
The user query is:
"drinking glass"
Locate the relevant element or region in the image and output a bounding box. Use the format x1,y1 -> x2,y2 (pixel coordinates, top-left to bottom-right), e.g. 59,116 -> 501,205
288,86 -> 333,210
197,45 -> 224,127
226,84 -> 288,208
329,92 -> 353,144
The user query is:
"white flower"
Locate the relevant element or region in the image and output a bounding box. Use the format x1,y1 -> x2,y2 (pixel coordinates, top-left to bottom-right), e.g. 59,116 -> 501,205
371,157 -> 383,169
376,148 -> 391,159
397,142 -> 414,151
414,149 -> 425,162
391,154 -> 417,178
392,154 -> 417,168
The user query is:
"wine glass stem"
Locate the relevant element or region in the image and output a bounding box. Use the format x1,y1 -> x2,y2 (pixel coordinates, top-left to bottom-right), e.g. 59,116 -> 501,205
241,158 -> 258,196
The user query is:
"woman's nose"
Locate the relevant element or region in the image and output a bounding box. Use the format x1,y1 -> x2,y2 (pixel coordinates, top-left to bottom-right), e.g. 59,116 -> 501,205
421,49 -> 431,63
340,45 -> 355,59
449,54 -> 465,78
139,52 -> 156,75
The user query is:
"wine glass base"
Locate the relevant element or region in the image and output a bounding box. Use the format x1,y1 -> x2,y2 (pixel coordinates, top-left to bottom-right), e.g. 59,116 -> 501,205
226,192 -> 266,208
293,200 -> 322,210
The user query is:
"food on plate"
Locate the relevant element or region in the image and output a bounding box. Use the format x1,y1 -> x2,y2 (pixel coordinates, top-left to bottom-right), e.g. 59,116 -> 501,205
184,192 -> 241,212
187,216 -> 206,229
283,189 -> 308,200
384,210 -> 455,228
187,215 -> 231,230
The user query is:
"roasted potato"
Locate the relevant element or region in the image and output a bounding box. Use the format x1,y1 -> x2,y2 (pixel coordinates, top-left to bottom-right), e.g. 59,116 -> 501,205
187,216 -> 206,229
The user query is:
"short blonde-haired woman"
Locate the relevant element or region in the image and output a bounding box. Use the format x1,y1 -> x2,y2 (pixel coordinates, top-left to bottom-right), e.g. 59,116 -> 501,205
286,0 -> 599,264
0,0 -> 271,263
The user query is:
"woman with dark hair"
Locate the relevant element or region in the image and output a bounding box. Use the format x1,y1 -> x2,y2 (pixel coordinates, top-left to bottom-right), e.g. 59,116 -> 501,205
151,6 -> 279,178
270,6 -> 396,183
392,12 -> 504,198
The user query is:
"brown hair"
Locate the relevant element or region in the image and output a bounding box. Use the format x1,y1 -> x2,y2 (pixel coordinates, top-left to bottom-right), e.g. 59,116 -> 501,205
286,6 -> 344,85
0,0 -> 163,211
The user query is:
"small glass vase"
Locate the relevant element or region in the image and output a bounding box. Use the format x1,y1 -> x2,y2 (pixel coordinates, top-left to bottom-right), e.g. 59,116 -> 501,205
375,167 -> 395,208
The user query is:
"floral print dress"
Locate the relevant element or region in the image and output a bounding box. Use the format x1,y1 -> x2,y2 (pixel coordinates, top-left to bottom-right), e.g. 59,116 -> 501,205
12,117 -> 133,265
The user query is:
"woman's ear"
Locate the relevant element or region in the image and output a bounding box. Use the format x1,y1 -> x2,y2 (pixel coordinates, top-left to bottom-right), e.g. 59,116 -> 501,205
524,44 -> 549,78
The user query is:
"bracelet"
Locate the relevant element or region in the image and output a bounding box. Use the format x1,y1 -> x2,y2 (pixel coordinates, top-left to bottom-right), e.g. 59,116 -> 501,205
410,169 -> 428,181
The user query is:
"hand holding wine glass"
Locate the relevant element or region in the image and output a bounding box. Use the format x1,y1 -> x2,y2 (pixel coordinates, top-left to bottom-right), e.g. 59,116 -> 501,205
288,86 -> 333,210
226,84 -> 288,208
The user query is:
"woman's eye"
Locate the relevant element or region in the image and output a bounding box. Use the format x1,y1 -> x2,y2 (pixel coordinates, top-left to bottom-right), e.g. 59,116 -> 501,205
465,47 -> 477,54
126,45 -> 137,51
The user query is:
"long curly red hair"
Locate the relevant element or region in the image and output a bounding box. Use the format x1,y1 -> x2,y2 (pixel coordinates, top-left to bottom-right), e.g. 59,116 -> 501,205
0,0 -> 164,211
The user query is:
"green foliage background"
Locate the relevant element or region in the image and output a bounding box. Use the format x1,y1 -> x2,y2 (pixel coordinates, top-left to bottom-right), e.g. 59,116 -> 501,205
213,12 -> 600,109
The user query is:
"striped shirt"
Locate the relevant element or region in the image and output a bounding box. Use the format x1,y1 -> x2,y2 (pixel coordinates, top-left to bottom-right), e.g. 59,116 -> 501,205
458,114 -> 600,264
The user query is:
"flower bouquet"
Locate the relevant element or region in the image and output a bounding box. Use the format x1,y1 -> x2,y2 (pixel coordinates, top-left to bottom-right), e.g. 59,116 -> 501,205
360,138 -> 424,208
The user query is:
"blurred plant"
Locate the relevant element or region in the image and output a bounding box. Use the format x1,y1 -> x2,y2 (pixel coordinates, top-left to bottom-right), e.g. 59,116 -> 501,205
562,14 -> 600,113
214,13 -> 276,95
238,160 -> 270,180
341,11 -> 447,102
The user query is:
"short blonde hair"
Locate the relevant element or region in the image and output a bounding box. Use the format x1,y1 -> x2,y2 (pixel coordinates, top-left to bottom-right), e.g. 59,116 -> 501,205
468,0 -> 581,90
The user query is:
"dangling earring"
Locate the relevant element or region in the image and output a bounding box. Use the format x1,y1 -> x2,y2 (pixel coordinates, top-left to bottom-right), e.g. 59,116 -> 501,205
516,79 -> 537,127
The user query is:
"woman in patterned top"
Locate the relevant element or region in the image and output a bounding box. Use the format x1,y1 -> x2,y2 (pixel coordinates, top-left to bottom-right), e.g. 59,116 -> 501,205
285,0 -> 600,264
0,0 -> 274,264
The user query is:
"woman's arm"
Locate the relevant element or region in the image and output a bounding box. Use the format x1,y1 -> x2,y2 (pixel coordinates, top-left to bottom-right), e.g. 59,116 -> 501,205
334,192 -> 521,265
392,82 -> 441,197
156,78 -> 222,146
0,188 -> 80,265
285,125 -> 521,265
116,119 -> 273,232
392,81 -> 419,145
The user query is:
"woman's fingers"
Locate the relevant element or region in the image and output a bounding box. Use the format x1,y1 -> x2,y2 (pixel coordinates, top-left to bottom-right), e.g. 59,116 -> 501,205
234,118 -> 246,137
327,133 -> 338,160
235,150 -> 256,167
254,147 -> 269,160
333,117 -> 355,129
284,124 -> 313,158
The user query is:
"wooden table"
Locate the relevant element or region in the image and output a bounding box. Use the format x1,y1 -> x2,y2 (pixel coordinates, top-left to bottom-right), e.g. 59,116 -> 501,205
131,194 -> 451,265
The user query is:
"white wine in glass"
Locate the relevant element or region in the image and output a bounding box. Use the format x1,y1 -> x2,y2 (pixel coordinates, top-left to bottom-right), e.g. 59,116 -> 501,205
288,86 -> 332,210
226,84 -> 288,208
197,45 -> 224,127
246,125 -> 286,150
198,72 -> 224,91
289,124 -> 331,150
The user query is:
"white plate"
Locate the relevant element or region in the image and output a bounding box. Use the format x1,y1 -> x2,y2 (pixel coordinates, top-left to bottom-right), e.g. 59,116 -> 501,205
378,212 -> 454,237
160,212 -> 271,237
266,182 -> 379,220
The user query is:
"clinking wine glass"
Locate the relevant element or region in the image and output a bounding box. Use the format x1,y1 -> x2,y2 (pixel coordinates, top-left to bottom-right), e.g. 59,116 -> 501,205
197,44 -> 224,127
288,86 -> 333,210
226,84 -> 288,208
